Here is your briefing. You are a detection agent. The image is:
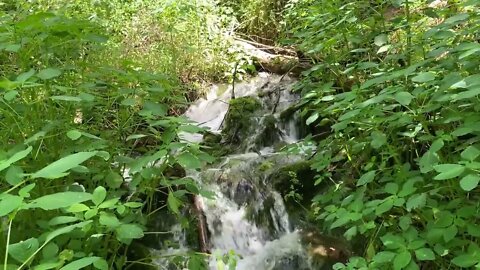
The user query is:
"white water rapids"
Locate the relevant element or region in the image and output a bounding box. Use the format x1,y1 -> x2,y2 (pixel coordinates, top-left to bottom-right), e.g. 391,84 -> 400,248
153,73 -> 318,270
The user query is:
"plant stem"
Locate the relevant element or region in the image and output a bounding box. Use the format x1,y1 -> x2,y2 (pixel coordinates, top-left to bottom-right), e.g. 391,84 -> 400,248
4,219 -> 13,270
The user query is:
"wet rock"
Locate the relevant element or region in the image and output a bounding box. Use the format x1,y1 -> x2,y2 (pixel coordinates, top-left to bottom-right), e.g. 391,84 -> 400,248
222,96 -> 262,145
300,228 -> 350,269
233,179 -> 256,205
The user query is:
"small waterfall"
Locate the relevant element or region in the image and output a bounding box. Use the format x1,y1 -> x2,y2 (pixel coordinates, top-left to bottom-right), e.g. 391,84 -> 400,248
149,73 -> 340,270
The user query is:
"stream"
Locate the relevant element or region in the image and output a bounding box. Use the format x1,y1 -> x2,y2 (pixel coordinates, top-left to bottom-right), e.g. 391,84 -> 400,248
147,72 -> 343,270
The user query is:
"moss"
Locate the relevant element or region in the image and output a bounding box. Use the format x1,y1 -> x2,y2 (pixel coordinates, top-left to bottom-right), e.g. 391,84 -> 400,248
254,114 -> 281,148
222,96 -> 262,144
268,161 -> 319,206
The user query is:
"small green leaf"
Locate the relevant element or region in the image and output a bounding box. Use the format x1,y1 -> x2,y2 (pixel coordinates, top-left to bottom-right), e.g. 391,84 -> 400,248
461,146 -> 480,161
37,68 -> 62,80
6,165 -> 24,185
357,171 -> 376,186
394,92 -> 414,105
124,202 -> 143,208
115,224 -> 144,240
93,259 -> 108,270
0,194 -> 23,217
376,198 -> 394,215
50,96 -> 82,102
371,131 -> 387,149
99,213 -> 121,228
0,146 -> 33,172
406,193 -> 426,211
460,174 -> 480,191
412,72 -> 435,83
59,257 -> 100,270
415,248 -> 435,261
374,34 -> 388,46
451,254 -> 479,268
31,152 -> 97,179
394,251 -> 411,270
28,192 -> 92,210
167,191 -> 181,214
67,130 -> 82,141
84,208 -> 98,220
177,152 -> 202,169
66,204 -> 90,213
106,172 -> 124,189
306,113 -> 319,125
8,238 -> 39,263
433,164 -> 465,180
48,216 -> 79,226
92,186 -> 107,205
126,134 -> 147,141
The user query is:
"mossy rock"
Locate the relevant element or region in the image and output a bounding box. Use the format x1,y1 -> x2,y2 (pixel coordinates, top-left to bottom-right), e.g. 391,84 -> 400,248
222,96 -> 262,144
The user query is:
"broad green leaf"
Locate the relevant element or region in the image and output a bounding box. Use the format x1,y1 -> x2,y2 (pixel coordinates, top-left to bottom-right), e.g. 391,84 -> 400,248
18,183 -> 35,198
124,202 -> 143,208
460,174 -> 480,191
92,186 -> 107,205
99,213 -> 121,228
41,243 -> 58,259
0,194 -> 23,217
373,251 -> 396,263
451,254 -> 478,268
37,68 -> 62,80
66,204 -> 90,213
393,251 -> 411,270
66,130 -> 82,141
412,72 -> 435,83
443,225 -> 457,242
28,192 -> 92,210
461,146 -> 480,161
306,113 -> 319,125
115,224 -> 144,240
167,191 -> 181,214
45,221 -> 92,242
50,96 -> 82,102
59,257 -> 100,270
6,165 -> 24,185
433,164 -> 465,180
126,134 -> 147,141
384,183 -> 399,195
16,69 -> 35,83
48,216 -> 79,226
0,146 -> 33,172
394,92 -> 414,105
415,248 -> 435,261
84,208 -> 98,220
376,198 -> 394,215
406,193 -> 426,211
31,152 -> 97,179
357,171 -> 376,186
33,261 -> 63,270
93,259 -> 108,270
371,131 -> 387,149
106,172 -> 123,189
8,238 -> 39,263
4,90 -> 18,101
177,152 -> 202,169
374,34 -> 388,46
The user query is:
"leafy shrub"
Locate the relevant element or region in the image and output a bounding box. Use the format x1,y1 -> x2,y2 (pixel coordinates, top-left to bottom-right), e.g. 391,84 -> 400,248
285,0 -> 480,269
0,8 -> 214,269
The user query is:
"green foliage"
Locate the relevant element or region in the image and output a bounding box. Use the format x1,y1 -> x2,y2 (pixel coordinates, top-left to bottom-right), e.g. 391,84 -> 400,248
0,5 -> 215,269
285,0 -> 480,269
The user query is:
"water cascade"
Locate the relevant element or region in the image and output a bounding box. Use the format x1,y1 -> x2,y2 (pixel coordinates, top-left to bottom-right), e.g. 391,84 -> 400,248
149,72 -> 346,270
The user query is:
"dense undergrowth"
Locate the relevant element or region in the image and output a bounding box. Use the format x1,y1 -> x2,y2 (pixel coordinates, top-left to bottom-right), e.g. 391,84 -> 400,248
3,0 -> 480,269
282,0 -> 480,269
0,1 -> 234,269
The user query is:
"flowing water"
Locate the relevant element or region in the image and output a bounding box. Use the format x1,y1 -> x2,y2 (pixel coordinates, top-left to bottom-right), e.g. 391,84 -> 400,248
151,73 -> 331,270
